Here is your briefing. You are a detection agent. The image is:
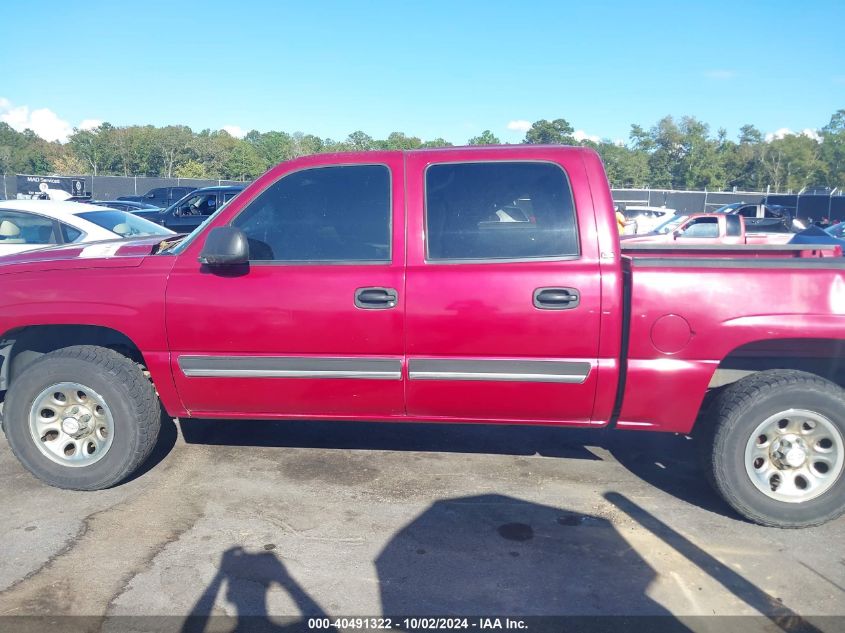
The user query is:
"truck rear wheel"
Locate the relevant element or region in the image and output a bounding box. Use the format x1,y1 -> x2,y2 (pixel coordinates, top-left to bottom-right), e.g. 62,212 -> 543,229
3,345 -> 160,490
705,369 -> 845,528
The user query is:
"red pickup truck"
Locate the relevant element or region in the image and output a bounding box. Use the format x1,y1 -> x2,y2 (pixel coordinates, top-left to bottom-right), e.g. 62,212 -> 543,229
621,213 -> 795,246
1,146 -> 843,528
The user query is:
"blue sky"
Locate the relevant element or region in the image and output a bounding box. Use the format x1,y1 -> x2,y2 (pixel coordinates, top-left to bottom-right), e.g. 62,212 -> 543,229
1,0 -> 843,144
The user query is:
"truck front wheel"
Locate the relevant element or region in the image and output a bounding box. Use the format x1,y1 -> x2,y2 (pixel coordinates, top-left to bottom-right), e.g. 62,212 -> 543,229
705,369 -> 845,528
3,345 -> 161,490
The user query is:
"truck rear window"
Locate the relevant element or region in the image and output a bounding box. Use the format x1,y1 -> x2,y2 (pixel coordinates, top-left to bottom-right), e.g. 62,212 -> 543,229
425,161 -> 578,260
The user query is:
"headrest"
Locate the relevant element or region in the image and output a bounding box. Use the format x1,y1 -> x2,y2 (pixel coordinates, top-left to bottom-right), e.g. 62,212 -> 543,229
0,220 -> 21,237
112,223 -> 130,236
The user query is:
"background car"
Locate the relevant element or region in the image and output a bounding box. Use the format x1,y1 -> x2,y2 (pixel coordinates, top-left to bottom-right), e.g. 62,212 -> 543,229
118,186 -> 197,208
712,202 -> 806,230
621,205 -> 677,234
0,200 -> 174,257
88,200 -> 163,213
132,185 -> 245,232
825,221 -> 845,239
790,225 -> 845,254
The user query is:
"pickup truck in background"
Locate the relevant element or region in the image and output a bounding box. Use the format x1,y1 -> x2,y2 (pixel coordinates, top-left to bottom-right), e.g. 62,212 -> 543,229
118,186 -> 197,209
132,185 -> 245,233
0,146 -> 843,528
712,202 -> 806,231
621,213 -> 795,246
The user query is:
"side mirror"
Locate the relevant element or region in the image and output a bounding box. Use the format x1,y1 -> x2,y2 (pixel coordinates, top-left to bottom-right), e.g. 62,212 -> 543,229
198,226 -> 249,266
672,230 -> 682,239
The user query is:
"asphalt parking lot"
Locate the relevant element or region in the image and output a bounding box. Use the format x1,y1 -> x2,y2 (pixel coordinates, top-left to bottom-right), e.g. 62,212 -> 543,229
0,416 -> 843,630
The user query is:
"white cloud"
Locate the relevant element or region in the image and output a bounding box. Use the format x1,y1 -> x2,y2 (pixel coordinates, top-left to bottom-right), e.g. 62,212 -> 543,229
764,127 -> 821,142
0,103 -> 72,142
704,69 -> 737,80
79,118 -> 103,131
222,125 -> 246,138
507,120 -> 532,132
573,129 -> 601,144
613,138 -> 625,147
764,127 -> 792,142
0,97 -> 102,142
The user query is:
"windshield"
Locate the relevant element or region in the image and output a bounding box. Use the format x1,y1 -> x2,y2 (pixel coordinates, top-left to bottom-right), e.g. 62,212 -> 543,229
77,210 -> 175,238
653,214 -> 689,234
712,203 -> 741,213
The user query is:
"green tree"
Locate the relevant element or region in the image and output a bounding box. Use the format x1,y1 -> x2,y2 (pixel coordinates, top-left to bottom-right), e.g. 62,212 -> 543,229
68,124 -> 115,176
174,159 -> 209,179
720,124 -> 765,190
523,119 -> 575,145
379,132 -> 422,150
632,116 -> 682,188
761,133 -> 825,192
594,142 -> 649,188
289,132 -> 324,157
677,116 -> 725,190
345,131 -> 375,152
420,137 -> 453,148
223,140 -> 265,181
156,125 -> 194,178
246,130 -> 294,167
629,115 -> 726,189
467,130 -> 501,145
820,110 -> 845,187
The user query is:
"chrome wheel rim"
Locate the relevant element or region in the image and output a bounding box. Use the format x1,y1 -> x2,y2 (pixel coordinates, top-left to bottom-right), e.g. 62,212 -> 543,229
744,409 -> 844,503
28,382 -> 115,467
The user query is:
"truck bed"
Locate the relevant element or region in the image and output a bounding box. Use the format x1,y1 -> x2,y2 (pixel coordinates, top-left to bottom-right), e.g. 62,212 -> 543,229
622,242 -> 843,259
618,248 -> 845,434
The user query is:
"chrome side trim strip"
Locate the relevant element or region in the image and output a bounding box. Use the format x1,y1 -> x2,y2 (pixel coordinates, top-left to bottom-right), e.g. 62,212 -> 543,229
178,356 -> 402,380
408,359 -> 591,383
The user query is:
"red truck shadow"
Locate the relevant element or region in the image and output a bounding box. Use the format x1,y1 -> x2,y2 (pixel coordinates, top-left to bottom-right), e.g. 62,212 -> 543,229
174,417 -> 734,520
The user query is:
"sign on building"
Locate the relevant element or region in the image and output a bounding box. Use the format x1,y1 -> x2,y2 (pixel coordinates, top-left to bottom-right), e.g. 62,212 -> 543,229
15,175 -> 86,200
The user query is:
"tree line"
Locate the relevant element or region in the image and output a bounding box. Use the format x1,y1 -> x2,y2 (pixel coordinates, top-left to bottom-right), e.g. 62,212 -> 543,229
1,110 -> 844,192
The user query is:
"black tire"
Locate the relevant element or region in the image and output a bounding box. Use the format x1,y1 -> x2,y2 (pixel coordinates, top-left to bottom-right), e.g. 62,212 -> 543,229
703,369 -> 845,528
3,345 -> 160,490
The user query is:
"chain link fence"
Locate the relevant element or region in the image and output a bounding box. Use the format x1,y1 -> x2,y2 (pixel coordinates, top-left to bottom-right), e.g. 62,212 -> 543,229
1,175 -> 245,201
610,188 -> 845,221
3,175 -> 843,222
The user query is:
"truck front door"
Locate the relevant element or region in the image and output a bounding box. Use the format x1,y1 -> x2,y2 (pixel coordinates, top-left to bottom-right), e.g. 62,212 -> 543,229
165,155 -> 405,418
403,150 -> 602,424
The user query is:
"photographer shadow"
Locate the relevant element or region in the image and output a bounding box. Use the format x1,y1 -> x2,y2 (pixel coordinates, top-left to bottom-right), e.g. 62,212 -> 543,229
181,546 -> 335,633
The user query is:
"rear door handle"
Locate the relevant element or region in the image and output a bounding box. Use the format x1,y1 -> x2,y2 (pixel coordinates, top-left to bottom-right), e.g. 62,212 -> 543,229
355,287 -> 398,309
533,287 -> 580,310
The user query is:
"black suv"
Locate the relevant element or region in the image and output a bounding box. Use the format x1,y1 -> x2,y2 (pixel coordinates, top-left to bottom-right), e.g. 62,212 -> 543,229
132,186 -> 245,232
118,186 -> 197,208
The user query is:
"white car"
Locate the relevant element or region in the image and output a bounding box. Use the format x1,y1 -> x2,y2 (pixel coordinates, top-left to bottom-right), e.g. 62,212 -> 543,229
0,200 -> 175,256
622,205 -> 677,235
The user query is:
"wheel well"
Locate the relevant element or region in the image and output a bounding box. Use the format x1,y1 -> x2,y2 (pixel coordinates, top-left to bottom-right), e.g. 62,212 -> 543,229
711,338 -> 845,389
0,325 -> 145,390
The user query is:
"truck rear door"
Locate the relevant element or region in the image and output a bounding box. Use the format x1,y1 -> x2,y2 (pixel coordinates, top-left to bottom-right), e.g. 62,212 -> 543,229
403,149 -> 602,423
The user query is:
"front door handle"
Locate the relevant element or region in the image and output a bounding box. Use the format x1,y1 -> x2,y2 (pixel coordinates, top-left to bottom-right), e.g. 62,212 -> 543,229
533,287 -> 580,310
355,287 -> 398,309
